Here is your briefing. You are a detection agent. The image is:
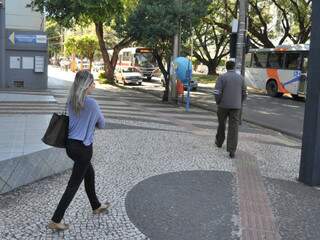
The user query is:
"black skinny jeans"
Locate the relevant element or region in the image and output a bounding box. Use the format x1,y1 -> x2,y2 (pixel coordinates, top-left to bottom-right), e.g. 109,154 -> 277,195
52,139 -> 101,223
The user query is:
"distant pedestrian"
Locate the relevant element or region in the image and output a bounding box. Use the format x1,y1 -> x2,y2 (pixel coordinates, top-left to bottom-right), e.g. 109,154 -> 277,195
48,70 -> 109,231
214,61 -> 247,158
177,79 -> 184,106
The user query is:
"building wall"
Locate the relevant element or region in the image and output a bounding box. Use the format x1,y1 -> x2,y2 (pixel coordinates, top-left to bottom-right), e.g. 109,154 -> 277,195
5,0 -> 44,31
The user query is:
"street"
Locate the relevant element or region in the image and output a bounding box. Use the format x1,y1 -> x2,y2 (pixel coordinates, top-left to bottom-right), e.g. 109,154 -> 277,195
127,77 -> 305,138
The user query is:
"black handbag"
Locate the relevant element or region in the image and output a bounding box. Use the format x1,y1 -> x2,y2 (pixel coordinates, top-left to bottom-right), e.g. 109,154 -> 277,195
42,111 -> 69,148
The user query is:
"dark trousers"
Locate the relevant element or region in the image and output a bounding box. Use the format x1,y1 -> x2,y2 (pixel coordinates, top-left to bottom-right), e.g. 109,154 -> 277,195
51,139 -> 101,223
216,107 -> 240,153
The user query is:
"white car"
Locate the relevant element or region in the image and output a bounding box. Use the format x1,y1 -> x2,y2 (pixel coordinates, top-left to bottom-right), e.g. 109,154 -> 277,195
115,67 -> 143,85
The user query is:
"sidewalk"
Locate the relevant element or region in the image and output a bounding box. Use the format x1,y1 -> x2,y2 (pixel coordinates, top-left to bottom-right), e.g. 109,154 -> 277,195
0,74 -> 319,240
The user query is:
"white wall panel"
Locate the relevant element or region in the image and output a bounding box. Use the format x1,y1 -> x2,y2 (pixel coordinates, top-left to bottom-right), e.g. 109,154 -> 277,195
5,0 -> 44,31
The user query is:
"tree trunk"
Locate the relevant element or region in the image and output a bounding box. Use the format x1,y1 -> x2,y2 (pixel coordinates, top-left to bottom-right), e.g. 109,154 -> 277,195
95,21 -> 133,83
80,58 -> 84,70
89,58 -> 93,72
207,62 -> 218,75
152,49 -> 170,102
162,58 -> 171,102
95,22 -> 115,83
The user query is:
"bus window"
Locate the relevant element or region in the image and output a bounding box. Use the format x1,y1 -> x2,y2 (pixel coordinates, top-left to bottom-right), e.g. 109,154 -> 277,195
267,52 -> 284,69
245,53 -> 252,67
135,52 -> 156,67
284,53 -> 300,70
122,52 -> 131,62
252,52 -> 268,68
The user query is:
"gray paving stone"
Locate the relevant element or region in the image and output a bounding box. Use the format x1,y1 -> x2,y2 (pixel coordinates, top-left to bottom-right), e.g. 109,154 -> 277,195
265,178 -> 320,240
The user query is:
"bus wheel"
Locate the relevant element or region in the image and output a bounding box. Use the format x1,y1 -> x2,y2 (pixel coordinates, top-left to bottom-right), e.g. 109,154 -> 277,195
266,80 -> 281,97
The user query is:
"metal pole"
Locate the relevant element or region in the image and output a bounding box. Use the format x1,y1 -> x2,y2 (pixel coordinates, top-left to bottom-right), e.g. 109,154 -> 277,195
235,0 -> 248,76
0,0 -> 5,88
299,1 -> 320,186
170,34 -> 178,102
186,21 -> 194,112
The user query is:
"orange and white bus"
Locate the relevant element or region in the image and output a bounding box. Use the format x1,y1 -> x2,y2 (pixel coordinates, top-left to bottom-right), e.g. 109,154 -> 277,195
245,44 -> 308,99
117,47 -> 160,81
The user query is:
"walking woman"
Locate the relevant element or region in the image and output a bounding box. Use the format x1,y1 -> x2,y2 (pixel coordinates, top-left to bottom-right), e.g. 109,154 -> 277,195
48,70 -> 110,230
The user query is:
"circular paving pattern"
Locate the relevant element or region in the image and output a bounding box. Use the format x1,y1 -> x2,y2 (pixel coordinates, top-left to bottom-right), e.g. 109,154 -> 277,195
125,170 -> 239,240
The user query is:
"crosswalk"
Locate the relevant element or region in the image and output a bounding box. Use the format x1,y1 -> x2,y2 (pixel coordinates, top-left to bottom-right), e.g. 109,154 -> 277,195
0,88 -> 109,115
0,86 -> 221,136
0,88 -> 63,115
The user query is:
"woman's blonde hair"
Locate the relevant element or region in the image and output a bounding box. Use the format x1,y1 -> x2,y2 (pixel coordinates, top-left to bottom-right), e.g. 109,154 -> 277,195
68,70 -> 94,114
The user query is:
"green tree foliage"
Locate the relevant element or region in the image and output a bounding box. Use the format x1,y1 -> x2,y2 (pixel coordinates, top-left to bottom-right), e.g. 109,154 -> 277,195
76,35 -> 99,71
64,36 -> 78,57
271,0 -> 311,44
190,0 -> 234,75
64,35 -> 98,71
212,0 -> 311,48
30,0 -> 138,82
127,0 -> 210,101
45,20 -> 63,60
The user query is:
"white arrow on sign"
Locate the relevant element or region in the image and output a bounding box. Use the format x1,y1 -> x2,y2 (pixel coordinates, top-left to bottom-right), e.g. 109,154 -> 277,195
9,32 -> 15,44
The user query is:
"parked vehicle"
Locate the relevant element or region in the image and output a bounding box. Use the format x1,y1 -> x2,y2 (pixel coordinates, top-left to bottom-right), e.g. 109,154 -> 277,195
184,79 -> 198,91
245,44 -> 308,99
115,67 -> 143,85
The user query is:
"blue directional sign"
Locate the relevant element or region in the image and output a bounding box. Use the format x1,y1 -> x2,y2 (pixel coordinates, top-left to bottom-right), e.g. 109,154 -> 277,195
15,34 -> 36,44
8,32 -> 47,45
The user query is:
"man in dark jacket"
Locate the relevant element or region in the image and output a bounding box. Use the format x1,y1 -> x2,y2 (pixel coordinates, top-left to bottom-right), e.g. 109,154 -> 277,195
214,61 -> 247,158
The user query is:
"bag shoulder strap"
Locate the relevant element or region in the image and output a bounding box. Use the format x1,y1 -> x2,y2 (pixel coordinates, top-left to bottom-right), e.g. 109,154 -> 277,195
63,101 -> 68,115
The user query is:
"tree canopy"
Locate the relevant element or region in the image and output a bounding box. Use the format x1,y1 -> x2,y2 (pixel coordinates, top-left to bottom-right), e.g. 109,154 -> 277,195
32,0 -> 311,81
190,0 -> 233,75
30,0 -> 138,81
212,0 -> 311,48
127,0 -> 211,100
45,20 -> 63,59
77,35 -> 99,70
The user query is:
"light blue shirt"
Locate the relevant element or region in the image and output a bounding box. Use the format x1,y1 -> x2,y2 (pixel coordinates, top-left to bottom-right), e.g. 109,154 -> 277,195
68,96 -> 105,146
